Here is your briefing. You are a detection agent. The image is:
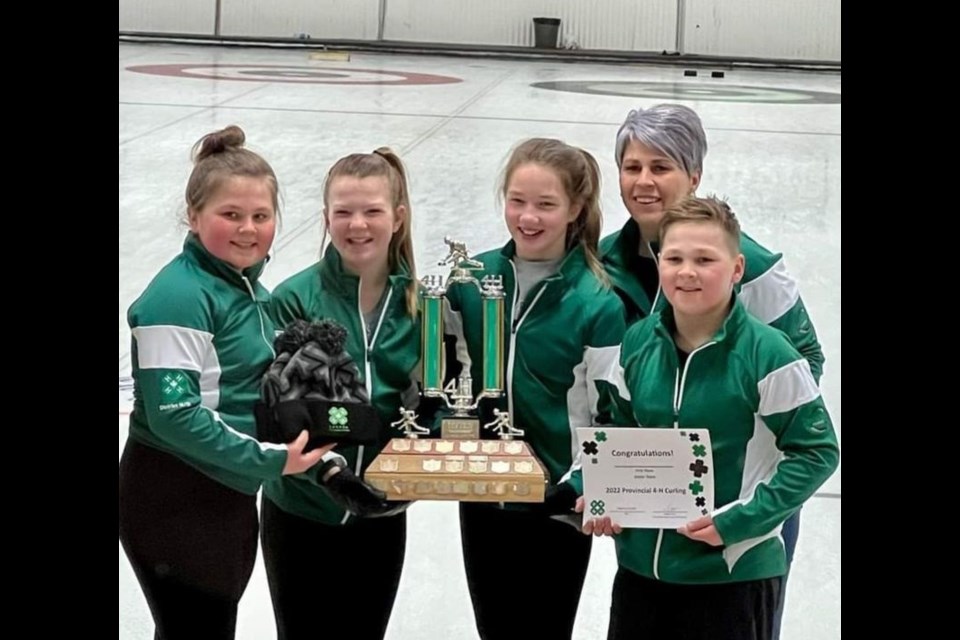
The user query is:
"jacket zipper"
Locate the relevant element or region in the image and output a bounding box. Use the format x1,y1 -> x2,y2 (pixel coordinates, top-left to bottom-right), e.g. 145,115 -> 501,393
340,279 -> 394,524
242,276 -> 275,358
652,339 -> 716,580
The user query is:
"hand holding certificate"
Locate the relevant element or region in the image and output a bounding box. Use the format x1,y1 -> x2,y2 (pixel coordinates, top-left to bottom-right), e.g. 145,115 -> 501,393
577,427 -> 715,529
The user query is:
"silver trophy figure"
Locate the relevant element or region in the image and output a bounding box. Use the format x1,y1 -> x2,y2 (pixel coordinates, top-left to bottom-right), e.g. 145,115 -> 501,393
415,238 -> 513,439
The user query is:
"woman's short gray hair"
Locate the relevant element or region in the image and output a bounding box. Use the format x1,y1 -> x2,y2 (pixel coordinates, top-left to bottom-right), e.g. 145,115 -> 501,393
614,104 -> 708,176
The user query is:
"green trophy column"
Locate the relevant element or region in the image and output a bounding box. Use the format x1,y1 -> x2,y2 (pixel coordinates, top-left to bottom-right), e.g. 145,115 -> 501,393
482,294 -> 503,394
422,294 -> 443,392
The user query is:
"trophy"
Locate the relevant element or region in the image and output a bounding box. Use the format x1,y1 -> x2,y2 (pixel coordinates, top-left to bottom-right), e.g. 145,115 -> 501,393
422,238 -> 509,440
365,237 -> 546,502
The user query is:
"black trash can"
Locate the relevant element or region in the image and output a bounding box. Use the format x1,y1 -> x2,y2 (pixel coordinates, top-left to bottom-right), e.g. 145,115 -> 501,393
533,17 -> 561,49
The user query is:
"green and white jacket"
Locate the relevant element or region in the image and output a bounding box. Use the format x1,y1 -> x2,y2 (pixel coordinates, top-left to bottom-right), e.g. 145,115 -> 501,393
600,219 -> 825,382
262,245 -> 421,525
445,242 -> 626,497
126,233 -> 288,495
601,299 -> 839,584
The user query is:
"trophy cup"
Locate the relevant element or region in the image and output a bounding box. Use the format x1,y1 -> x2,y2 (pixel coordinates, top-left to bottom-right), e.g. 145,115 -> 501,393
365,238 -> 546,502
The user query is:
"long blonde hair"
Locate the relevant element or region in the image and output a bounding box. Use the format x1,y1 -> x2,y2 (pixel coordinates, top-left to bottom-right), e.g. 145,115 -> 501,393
500,138 -> 607,282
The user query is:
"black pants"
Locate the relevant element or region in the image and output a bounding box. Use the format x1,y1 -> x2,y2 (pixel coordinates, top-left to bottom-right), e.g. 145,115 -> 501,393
772,510 -> 801,639
118,439 -> 259,640
607,566 -> 782,640
460,503 -> 592,640
260,497 -> 407,640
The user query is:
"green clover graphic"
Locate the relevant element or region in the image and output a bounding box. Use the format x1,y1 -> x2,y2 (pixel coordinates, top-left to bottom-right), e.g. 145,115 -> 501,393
590,499 -> 606,516
328,406 -> 348,427
161,372 -> 188,400
595,431 -> 608,442
692,444 -> 707,458
689,480 -> 704,495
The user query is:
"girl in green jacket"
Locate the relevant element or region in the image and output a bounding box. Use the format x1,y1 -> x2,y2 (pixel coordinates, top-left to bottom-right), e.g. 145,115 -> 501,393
119,126 -> 329,640
447,138 -> 627,639
260,148 -> 421,640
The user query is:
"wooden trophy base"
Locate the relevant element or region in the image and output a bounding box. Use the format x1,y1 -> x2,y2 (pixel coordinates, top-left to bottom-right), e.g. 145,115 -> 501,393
365,438 -> 547,503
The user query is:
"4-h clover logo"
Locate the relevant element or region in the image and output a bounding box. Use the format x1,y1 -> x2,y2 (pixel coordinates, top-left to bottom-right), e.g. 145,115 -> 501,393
594,431 -> 607,442
590,499 -> 606,516
328,406 -> 349,430
688,480 -> 704,495
161,373 -> 188,400
692,444 -> 707,458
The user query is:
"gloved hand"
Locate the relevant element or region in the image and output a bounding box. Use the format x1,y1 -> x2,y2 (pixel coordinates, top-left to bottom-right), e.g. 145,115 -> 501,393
319,461 -> 398,518
529,482 -> 578,516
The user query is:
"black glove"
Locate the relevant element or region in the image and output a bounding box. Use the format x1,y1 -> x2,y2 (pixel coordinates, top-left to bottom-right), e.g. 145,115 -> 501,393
319,461 -> 397,518
529,482 -> 578,516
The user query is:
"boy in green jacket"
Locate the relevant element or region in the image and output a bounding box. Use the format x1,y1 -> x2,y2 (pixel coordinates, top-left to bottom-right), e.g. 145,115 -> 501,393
584,196 -> 839,640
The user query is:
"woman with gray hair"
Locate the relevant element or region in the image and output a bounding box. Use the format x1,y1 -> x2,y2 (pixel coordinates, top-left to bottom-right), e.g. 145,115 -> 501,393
598,104 -> 825,639
601,103 -> 823,378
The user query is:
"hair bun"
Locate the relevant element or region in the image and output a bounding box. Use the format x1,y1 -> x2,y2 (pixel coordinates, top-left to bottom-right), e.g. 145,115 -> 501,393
193,125 -> 246,163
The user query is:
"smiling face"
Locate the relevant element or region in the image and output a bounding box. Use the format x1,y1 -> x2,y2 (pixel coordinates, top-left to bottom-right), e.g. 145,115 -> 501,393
658,221 -> 744,321
324,175 -> 404,278
619,140 -> 700,241
188,175 -> 277,270
504,162 -> 579,261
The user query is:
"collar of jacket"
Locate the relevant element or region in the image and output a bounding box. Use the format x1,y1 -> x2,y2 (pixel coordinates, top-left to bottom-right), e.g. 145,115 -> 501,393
317,243 -> 413,299
602,218 -> 660,314
183,232 -> 269,300
655,294 -> 747,346
605,218 -> 639,266
497,239 -> 590,286
605,217 -> 663,262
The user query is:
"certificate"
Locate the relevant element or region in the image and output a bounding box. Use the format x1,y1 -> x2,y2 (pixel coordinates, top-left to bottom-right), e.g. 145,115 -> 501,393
577,427 -> 714,529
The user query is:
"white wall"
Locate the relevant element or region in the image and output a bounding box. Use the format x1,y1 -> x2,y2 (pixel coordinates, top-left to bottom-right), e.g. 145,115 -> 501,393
119,0 -> 214,35
118,0 -> 841,63
383,0 -> 676,52
220,0 -> 380,40
683,0 -> 840,61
